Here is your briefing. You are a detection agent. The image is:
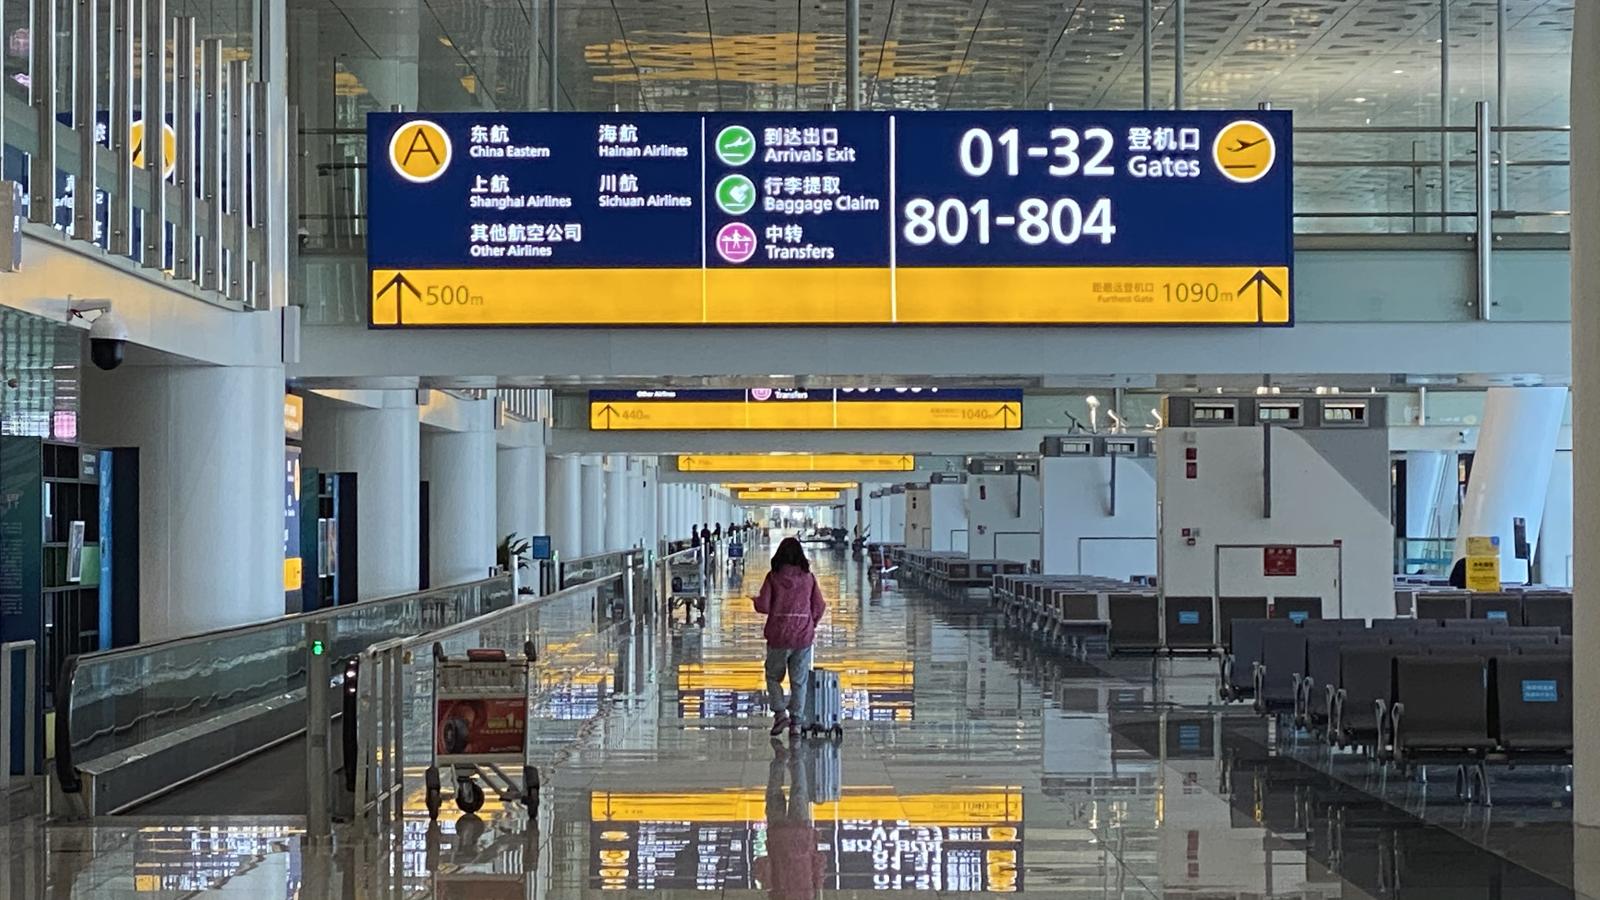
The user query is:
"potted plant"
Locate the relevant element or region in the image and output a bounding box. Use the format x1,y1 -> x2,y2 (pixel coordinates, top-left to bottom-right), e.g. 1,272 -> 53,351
498,533 -> 533,594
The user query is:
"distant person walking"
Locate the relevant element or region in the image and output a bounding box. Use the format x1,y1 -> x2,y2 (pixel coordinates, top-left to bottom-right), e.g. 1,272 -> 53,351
754,538 -> 827,738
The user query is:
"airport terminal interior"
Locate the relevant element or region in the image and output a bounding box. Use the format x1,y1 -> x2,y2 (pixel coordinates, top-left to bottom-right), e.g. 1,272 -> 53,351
0,0 -> 1599,896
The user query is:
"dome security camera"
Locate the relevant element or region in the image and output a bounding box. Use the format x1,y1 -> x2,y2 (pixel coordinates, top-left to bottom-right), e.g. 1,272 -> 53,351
88,309 -> 129,371
68,300 -> 129,371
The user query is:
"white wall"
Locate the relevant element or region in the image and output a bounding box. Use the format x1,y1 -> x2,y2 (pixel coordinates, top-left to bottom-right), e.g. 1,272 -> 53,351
906,484 -> 966,550
1040,457 -> 1158,579
1540,449 -> 1573,586
966,473 -> 1042,563
1156,427 -> 1393,621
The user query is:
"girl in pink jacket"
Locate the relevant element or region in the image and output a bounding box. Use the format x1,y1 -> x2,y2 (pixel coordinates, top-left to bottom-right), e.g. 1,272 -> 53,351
754,537 -> 828,737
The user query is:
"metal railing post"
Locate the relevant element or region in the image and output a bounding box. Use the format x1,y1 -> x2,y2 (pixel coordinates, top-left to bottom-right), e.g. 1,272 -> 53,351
109,0 -> 134,255
226,60 -> 250,302
30,0 -> 56,225
251,81 -> 272,308
1439,0 -> 1451,232
72,0 -> 97,243
1496,0 -> 1508,207
173,18 -> 196,280
387,645 -> 404,826
845,0 -> 860,110
199,39 -> 223,291
305,621 -> 331,841
1172,0 -> 1185,110
141,0 -> 167,267
1475,100 -> 1493,321
1141,0 -> 1152,110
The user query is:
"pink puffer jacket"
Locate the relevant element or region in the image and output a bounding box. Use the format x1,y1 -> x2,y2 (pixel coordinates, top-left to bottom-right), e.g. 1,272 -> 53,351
753,566 -> 826,649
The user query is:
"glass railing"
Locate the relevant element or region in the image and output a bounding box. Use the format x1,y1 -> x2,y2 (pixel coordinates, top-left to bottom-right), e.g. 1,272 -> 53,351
3,9 -> 279,309
55,575 -> 514,793
1397,537 -> 1456,579
350,571 -> 632,829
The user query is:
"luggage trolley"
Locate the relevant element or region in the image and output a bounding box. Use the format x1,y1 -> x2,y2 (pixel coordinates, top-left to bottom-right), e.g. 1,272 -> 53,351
668,558 -> 707,615
727,539 -> 745,578
425,642 -> 540,818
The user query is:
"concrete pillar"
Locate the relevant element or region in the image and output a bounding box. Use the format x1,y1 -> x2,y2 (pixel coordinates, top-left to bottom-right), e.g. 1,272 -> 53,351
422,402 -> 497,587
1571,0 -> 1600,832
581,455 -> 605,556
547,454 -> 582,559
496,445 -> 538,545
1452,387 -> 1566,582
1539,450 -> 1573,587
605,455 -> 628,551
301,391 -> 421,600
81,363 -> 284,640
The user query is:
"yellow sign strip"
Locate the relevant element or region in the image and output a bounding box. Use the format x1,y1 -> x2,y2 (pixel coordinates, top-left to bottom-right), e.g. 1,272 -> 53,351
722,481 -> 857,491
590,789 -> 1022,825
895,265 -> 1290,324
679,659 -> 912,691
678,453 -> 915,472
593,399 -> 1019,430
737,489 -> 840,501
371,265 -> 1287,325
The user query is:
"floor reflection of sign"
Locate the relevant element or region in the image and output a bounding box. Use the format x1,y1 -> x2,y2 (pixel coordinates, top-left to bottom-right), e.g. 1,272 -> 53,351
590,816 -> 1022,891
1263,545 -> 1297,576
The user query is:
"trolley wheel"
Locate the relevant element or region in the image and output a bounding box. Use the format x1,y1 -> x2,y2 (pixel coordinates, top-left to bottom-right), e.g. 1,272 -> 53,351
523,766 -> 541,809
425,766 -> 443,820
456,777 -> 486,814
696,598 -> 706,611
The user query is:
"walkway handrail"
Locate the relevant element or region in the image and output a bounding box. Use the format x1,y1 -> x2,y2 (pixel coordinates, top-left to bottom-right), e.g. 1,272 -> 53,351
349,571 -> 627,831
55,574 -> 513,794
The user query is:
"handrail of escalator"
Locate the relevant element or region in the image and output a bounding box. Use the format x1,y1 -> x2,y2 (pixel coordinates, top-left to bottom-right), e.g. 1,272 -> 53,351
54,574 -> 514,795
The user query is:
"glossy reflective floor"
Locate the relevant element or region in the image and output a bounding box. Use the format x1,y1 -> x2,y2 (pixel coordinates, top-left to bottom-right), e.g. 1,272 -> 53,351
4,542 -> 1594,898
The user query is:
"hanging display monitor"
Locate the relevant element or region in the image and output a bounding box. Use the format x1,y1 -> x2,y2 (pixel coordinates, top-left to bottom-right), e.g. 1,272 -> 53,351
368,110 -> 1291,327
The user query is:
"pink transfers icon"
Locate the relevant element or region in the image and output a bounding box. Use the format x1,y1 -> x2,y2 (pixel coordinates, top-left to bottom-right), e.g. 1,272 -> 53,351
749,388 -> 773,401
715,222 -> 758,263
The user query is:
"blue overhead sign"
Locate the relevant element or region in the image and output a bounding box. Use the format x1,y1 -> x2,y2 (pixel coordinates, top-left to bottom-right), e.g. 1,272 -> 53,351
367,110 -> 1292,327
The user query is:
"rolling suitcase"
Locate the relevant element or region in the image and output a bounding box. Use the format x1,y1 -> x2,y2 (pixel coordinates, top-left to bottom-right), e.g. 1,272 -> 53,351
803,667 -> 843,739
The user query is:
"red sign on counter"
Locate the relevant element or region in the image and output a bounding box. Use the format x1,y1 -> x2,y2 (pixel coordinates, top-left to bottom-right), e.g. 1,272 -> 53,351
1263,545 -> 1297,576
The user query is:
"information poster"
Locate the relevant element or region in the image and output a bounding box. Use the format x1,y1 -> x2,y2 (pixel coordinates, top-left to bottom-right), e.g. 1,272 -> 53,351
368,110 -> 1292,326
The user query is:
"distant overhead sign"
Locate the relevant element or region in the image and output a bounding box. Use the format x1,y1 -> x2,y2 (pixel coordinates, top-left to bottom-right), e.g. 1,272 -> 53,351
737,490 -> 842,502
367,110 -> 1292,327
590,388 -> 1021,431
677,454 -> 917,472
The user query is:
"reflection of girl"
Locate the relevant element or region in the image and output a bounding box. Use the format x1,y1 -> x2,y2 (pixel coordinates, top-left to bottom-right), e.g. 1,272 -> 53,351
757,740 -> 823,899
440,701 -> 482,753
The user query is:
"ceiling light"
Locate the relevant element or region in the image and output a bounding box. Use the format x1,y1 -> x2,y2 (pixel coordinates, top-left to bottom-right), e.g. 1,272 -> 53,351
1392,69 -> 1405,75
1351,97 -> 1367,103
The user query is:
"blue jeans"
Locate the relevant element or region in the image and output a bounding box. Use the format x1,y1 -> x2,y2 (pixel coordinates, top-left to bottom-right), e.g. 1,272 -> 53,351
765,645 -> 813,722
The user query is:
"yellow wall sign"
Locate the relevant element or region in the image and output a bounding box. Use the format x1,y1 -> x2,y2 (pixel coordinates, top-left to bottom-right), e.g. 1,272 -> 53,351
1464,535 -> 1498,557
736,489 -> 841,502
1465,555 -> 1501,592
593,389 -> 1020,431
679,454 -> 916,472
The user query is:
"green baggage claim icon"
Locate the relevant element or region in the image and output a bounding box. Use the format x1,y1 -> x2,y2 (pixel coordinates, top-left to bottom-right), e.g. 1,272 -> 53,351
715,174 -> 757,215
714,125 -> 757,166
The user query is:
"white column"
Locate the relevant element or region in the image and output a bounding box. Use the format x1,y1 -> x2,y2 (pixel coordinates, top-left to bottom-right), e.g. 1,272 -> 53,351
1452,387 -> 1567,582
1571,0 -> 1600,833
1539,450 -> 1573,587
604,455 -> 628,551
581,455 -> 605,556
422,402 -> 497,587
547,454 -> 582,559
81,363 -> 284,640
301,391 -> 421,600
497,445 -> 537,545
